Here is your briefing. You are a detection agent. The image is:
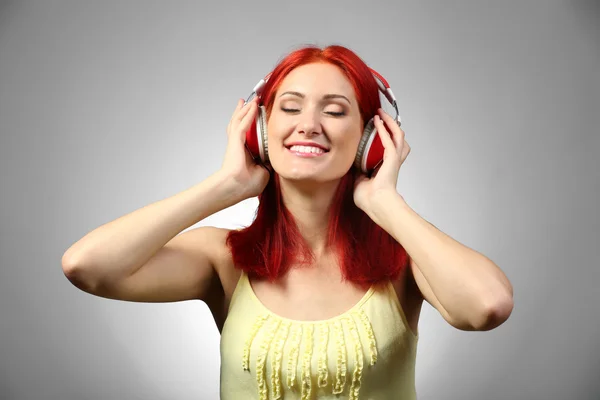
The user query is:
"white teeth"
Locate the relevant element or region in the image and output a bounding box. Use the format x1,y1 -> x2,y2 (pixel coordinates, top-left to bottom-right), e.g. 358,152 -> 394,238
289,145 -> 325,154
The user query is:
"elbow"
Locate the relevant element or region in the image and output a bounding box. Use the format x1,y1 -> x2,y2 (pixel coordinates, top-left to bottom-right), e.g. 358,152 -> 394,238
470,291 -> 514,331
448,285 -> 514,331
62,248 -> 86,283
61,248 -> 80,276
61,250 -> 100,294
468,266 -> 514,331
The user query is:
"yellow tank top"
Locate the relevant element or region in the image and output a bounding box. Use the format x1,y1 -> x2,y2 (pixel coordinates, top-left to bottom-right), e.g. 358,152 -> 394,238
220,270 -> 418,400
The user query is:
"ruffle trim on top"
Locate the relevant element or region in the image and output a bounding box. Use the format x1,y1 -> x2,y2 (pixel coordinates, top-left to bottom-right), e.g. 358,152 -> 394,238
241,307 -> 378,400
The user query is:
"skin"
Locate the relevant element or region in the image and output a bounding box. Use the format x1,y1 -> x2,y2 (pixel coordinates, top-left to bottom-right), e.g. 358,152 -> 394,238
240,62 -> 513,332
62,60 -> 512,338
266,62 -> 366,254
236,62 -> 425,330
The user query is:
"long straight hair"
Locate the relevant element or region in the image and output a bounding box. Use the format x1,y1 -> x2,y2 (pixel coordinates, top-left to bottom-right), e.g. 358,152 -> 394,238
226,45 -> 408,288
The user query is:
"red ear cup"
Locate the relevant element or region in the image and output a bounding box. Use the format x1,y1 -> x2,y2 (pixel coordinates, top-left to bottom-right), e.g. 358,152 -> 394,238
354,118 -> 385,174
244,105 -> 269,163
245,115 -> 260,158
363,131 -> 385,173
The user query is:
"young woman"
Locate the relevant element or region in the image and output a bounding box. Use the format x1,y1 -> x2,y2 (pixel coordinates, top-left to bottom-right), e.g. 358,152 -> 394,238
62,45 -> 513,400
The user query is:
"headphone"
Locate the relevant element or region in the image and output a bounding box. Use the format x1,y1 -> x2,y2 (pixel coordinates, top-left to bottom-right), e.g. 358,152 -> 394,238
244,68 -> 401,174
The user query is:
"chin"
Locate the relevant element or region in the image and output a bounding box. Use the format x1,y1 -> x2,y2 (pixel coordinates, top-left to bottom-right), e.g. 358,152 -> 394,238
270,150 -> 354,184
275,166 -> 349,185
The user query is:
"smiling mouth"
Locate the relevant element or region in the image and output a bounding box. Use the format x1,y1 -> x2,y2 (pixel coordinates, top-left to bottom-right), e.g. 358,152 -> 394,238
285,145 -> 329,157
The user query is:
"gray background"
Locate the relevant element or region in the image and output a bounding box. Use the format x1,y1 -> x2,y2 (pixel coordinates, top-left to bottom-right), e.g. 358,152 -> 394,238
1,0 -> 598,399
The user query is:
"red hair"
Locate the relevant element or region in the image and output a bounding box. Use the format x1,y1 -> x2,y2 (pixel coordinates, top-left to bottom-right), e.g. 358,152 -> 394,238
225,45 -> 408,288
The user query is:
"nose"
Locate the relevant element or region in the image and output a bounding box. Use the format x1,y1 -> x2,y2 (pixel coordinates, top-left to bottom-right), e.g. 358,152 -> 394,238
297,109 -> 322,136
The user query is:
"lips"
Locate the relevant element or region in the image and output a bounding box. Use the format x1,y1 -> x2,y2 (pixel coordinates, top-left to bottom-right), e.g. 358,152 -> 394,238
284,142 -> 330,152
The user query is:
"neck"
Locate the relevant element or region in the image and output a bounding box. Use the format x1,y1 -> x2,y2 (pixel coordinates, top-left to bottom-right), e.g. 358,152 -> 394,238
278,176 -> 341,256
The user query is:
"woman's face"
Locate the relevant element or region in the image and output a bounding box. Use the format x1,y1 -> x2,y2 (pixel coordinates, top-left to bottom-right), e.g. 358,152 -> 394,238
266,62 -> 363,184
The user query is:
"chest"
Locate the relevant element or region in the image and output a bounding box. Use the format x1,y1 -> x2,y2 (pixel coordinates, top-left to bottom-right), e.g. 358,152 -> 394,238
219,271 -> 418,400
216,254 -> 418,336
248,266 -> 373,322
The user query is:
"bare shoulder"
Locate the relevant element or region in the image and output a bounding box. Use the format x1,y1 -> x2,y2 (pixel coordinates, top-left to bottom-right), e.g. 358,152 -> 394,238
193,225 -> 231,263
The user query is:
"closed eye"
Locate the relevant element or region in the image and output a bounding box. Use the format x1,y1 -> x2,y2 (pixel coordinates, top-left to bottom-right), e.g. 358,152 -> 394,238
281,108 -> 345,117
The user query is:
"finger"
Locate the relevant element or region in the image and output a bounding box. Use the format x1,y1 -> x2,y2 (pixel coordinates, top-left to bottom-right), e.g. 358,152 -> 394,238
240,98 -> 258,123
378,109 -> 405,147
236,98 -> 245,110
233,97 -> 258,127
374,115 -> 395,150
235,97 -> 255,122
229,98 -> 257,137
377,108 -> 402,128
228,99 -> 245,133
237,100 -> 259,140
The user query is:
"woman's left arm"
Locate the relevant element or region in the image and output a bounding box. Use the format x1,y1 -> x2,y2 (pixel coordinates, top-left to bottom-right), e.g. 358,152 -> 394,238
371,191 -> 513,331
354,109 -> 513,331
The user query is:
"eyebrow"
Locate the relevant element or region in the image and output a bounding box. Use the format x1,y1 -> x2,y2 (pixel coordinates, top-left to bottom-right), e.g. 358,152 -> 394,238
279,91 -> 351,105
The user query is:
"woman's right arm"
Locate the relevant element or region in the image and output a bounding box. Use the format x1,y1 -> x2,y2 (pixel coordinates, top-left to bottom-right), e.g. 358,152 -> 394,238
61,96 -> 268,303
61,172 -> 244,303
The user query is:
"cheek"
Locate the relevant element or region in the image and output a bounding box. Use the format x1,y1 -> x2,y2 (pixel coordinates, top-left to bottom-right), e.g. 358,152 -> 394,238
332,132 -> 362,167
266,127 -> 285,155
339,124 -> 363,151
266,116 -> 286,141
